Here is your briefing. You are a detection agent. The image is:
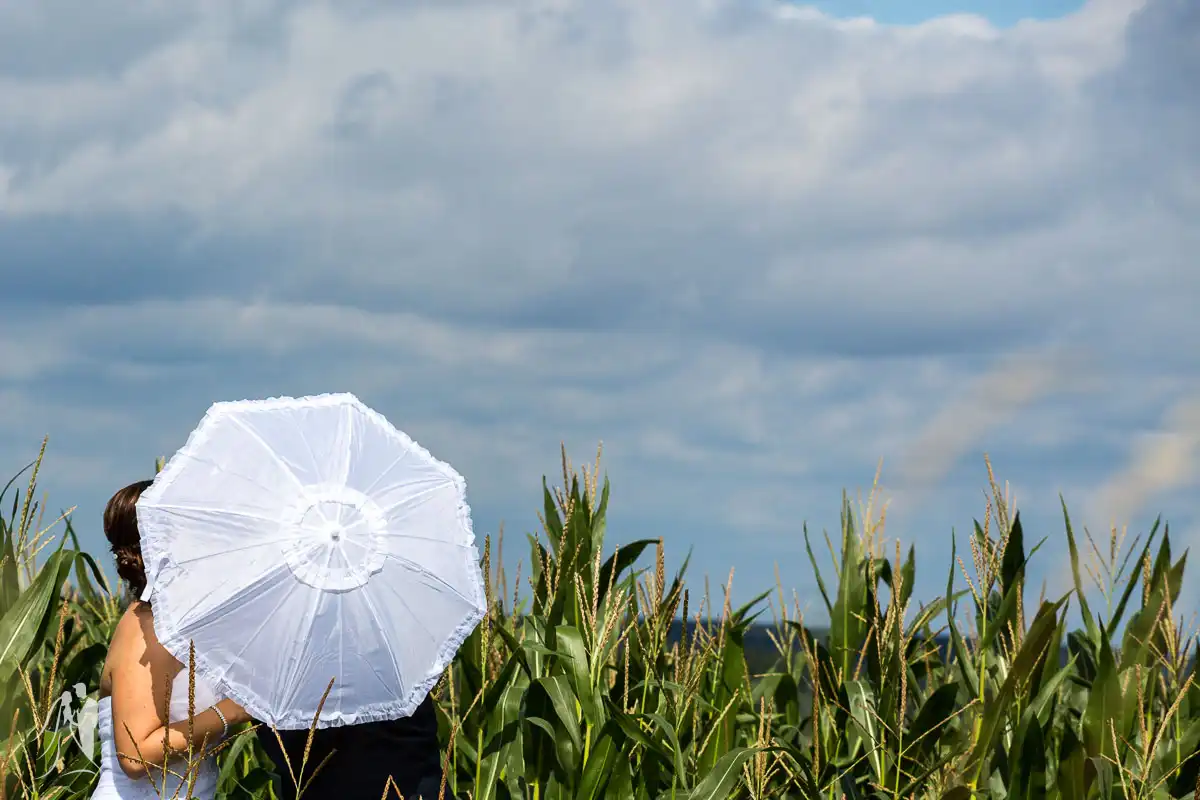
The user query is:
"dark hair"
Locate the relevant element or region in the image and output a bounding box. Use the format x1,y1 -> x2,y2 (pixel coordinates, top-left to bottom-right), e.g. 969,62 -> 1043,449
103,479 -> 155,600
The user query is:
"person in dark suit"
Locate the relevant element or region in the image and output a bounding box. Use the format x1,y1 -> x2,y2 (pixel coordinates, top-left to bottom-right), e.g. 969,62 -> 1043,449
254,695 -> 450,800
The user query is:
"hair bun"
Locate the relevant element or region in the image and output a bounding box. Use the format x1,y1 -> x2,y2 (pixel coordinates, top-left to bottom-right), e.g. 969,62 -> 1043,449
113,550 -> 146,595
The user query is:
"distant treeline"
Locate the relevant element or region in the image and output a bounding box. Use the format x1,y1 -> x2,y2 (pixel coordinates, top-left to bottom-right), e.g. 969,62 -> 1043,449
662,620 -> 1078,677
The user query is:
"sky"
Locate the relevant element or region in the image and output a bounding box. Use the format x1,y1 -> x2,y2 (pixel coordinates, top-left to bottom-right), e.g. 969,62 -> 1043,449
806,0 -> 1087,26
1,0 -> 1197,627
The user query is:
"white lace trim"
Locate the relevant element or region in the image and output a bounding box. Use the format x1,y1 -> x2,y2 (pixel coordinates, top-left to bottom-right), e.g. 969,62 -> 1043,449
137,392 -> 487,729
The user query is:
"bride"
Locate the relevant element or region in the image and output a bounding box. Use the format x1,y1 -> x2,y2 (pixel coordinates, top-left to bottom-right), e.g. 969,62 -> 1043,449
90,480 -> 251,800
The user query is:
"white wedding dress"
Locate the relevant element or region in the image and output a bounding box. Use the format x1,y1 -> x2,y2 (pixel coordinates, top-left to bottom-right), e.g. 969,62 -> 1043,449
90,670 -> 225,800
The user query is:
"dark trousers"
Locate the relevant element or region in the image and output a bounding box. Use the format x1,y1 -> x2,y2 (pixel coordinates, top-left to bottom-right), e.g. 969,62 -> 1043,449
255,725 -> 450,800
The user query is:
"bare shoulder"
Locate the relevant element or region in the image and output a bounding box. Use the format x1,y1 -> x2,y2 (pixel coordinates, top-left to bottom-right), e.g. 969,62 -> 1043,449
110,603 -> 180,674
100,606 -> 145,697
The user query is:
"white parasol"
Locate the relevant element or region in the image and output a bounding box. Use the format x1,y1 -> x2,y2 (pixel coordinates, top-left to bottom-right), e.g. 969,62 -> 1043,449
136,393 -> 486,729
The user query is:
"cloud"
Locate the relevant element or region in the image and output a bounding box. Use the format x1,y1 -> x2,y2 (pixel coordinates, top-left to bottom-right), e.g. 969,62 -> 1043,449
1089,395 -> 1200,531
1,0 -> 1196,614
891,349 -> 1090,510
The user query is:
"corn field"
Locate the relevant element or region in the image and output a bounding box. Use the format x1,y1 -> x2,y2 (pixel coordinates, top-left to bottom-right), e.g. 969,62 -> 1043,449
3,438 -> 1200,799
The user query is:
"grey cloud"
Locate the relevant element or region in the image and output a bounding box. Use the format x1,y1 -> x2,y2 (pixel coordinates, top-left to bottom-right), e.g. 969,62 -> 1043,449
1096,0 -> 1198,108
0,2 -> 194,80
0,212 -> 295,306
330,72 -> 402,141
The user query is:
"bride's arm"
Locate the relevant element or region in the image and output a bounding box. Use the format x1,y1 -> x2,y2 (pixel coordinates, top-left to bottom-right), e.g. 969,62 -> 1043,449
110,605 -> 252,780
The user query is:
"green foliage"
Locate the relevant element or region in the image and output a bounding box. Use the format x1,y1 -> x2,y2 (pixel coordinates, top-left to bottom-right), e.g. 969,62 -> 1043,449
4,442 -> 1200,799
